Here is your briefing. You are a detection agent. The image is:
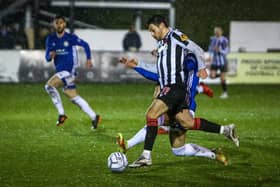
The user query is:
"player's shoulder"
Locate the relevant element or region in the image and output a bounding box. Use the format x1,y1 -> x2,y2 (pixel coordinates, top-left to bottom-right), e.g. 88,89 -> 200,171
65,32 -> 78,38
210,36 -> 216,40
46,32 -> 56,40
221,36 -> 229,42
171,28 -> 189,44
63,32 -> 74,39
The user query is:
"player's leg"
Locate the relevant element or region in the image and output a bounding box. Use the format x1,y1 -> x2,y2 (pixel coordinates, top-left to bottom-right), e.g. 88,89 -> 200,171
143,99 -> 169,155
210,65 -> 218,79
170,130 -> 215,159
220,71 -> 228,99
63,88 -> 100,129
127,115 -> 166,149
169,129 -> 228,165
157,114 -> 169,134
197,82 -> 214,98
174,113 -> 239,147
129,99 -> 169,167
44,74 -> 66,126
116,115 -> 166,153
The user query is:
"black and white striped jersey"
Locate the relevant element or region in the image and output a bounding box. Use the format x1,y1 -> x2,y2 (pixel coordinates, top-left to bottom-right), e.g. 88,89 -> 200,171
156,28 -> 205,89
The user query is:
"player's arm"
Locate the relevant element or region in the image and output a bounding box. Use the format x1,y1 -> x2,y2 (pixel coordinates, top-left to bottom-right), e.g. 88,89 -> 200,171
206,37 -> 215,62
119,58 -> 158,81
173,32 -> 206,72
72,34 -> 92,68
208,37 -> 215,53
219,38 -> 229,55
45,36 -> 55,62
184,54 -> 208,79
135,60 -> 158,81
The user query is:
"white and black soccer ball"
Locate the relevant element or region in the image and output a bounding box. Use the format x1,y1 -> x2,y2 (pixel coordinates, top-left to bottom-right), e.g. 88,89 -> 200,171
107,152 -> 128,172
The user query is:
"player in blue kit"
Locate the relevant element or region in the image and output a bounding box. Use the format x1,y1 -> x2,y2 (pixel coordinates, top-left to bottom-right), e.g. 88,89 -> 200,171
44,15 -> 100,128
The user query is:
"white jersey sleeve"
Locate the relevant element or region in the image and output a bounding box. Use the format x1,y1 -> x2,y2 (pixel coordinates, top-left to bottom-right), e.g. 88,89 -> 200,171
186,40 -> 206,70
172,29 -> 206,70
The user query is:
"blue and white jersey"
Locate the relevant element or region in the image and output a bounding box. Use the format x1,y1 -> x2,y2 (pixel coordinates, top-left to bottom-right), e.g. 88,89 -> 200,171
208,36 -> 229,66
183,53 -> 200,113
45,32 -> 91,74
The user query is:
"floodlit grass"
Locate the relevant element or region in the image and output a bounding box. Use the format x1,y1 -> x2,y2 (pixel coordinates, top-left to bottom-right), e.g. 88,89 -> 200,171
0,83 -> 279,186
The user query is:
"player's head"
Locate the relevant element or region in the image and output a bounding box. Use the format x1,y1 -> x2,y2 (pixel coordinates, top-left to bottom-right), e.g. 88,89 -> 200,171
53,15 -> 66,34
214,26 -> 223,37
147,15 -> 169,41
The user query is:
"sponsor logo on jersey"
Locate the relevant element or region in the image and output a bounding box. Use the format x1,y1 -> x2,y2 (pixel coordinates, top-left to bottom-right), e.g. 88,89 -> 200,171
180,34 -> 188,41
63,41 -> 69,47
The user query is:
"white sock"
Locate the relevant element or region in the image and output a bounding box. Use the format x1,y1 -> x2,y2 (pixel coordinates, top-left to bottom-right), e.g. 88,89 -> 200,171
71,95 -> 96,120
159,126 -> 169,131
220,126 -> 225,134
45,85 -> 64,115
142,149 -> 151,160
127,125 -> 147,149
189,110 -> 195,118
196,85 -> 204,93
189,143 -> 216,159
172,144 -> 215,159
127,115 -> 166,150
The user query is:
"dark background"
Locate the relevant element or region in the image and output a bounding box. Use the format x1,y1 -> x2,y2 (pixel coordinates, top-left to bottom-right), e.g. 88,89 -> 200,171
1,0 -> 280,49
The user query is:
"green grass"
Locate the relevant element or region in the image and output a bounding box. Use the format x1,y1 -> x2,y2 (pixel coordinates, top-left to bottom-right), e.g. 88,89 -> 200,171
0,83 -> 280,187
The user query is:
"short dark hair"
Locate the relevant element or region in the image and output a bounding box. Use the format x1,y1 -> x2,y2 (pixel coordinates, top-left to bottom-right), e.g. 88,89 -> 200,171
147,15 -> 168,27
54,15 -> 66,22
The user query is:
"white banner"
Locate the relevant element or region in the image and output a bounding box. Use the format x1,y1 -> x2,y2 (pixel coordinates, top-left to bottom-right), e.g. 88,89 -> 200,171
0,50 -> 20,82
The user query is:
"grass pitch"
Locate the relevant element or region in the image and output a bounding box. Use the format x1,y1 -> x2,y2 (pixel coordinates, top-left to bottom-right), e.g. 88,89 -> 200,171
0,83 -> 279,186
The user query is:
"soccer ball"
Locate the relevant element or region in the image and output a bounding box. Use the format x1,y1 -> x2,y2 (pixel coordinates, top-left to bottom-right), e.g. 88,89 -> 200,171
107,152 -> 128,172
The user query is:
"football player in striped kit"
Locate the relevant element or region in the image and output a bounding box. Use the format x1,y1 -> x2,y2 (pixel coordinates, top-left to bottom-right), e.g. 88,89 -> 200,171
208,26 -> 229,98
120,15 -> 238,168
116,56 -> 229,166
44,15 -> 100,128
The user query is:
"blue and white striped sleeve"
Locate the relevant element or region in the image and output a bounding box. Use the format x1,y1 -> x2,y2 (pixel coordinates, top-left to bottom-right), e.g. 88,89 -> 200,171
219,37 -> 229,55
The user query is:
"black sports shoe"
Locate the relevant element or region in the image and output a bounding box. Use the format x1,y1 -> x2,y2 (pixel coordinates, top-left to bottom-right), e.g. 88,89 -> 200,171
92,115 -> 101,129
56,115 -> 68,126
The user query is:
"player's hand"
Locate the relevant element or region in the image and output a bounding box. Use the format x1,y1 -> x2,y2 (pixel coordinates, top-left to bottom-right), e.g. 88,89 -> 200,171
50,51 -> 56,60
119,57 -> 138,68
85,59 -> 93,69
197,69 -> 208,79
215,46 -> 220,52
205,56 -> 212,62
151,49 -> 158,57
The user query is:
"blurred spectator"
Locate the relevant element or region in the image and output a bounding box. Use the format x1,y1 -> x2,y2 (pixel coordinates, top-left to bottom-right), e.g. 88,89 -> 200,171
0,25 -> 14,49
122,25 -> 142,52
35,27 -> 50,49
12,23 -> 27,49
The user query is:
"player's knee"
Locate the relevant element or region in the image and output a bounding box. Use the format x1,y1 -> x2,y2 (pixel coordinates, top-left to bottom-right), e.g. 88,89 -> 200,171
171,146 -> 185,156
146,110 -> 157,119
45,84 -> 53,93
178,117 -> 194,129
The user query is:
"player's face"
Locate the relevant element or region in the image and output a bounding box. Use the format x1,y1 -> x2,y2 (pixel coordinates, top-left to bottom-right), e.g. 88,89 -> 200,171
148,24 -> 163,41
214,27 -> 222,37
54,18 -> 66,34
